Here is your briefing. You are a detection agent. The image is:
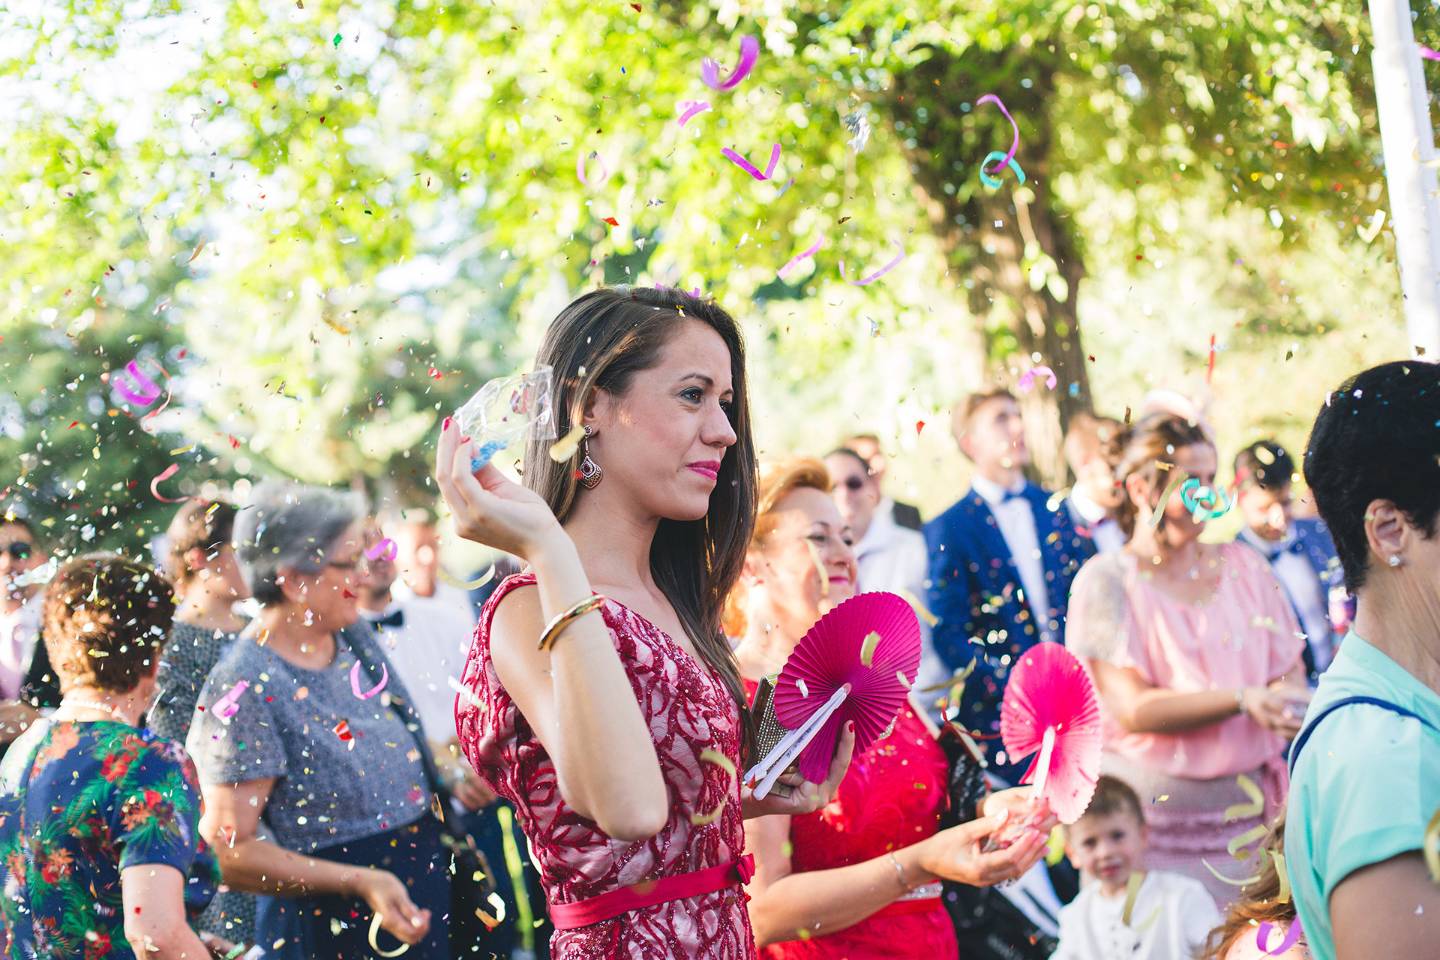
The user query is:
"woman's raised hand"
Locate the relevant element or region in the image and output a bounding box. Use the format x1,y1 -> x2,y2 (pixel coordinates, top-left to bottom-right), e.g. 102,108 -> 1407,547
353,868 -> 432,945
741,721 -> 857,819
434,418 -> 566,561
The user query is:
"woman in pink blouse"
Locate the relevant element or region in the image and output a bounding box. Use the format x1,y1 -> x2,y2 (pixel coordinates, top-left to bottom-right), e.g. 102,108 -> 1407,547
1065,414 -> 1310,902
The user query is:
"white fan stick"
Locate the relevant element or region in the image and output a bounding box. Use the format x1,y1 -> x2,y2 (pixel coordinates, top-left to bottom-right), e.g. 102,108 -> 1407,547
1030,725 -> 1057,803
744,686 -> 849,800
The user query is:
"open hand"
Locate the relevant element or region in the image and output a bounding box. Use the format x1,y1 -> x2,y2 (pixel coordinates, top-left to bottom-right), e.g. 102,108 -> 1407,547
354,868 -> 432,945
1242,685 -> 1305,739
742,722 -> 856,819
918,811 -> 1050,887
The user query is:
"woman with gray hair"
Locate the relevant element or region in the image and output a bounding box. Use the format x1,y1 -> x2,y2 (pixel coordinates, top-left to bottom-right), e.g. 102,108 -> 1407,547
186,481 -> 454,959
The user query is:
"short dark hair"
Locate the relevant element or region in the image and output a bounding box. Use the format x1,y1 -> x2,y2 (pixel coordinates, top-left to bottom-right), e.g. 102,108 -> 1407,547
1234,440 -> 1295,491
42,554 -> 175,694
1304,361 -> 1440,593
953,388 -> 1018,436
824,447 -> 872,476
164,499 -> 238,584
1077,774 -> 1145,827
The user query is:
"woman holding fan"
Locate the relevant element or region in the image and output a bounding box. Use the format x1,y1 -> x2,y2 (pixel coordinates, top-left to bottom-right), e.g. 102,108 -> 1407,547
442,288 -> 854,959
727,457 -> 1056,958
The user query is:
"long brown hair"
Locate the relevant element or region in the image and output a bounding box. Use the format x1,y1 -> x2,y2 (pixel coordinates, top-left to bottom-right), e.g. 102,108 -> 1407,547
1201,811 -> 1299,959
522,286 -> 758,729
1112,413 -> 1213,538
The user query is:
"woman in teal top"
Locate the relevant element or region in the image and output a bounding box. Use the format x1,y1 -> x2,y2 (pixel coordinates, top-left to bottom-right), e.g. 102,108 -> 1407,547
1286,360 -> 1440,960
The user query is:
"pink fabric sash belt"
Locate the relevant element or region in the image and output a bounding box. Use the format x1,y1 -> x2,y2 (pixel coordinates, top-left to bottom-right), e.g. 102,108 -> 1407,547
548,855 -> 756,930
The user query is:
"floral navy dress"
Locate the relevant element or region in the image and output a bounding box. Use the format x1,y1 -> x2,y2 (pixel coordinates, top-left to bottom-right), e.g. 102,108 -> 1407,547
0,720 -> 219,960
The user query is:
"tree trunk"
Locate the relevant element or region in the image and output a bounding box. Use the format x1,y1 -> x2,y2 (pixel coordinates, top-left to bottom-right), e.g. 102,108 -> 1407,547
888,49 -> 1093,488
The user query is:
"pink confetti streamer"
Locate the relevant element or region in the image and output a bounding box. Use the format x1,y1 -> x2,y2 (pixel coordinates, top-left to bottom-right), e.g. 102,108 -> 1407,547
1018,365 -> 1058,392
150,463 -> 190,503
700,35 -> 759,91
676,100 -> 711,127
1256,916 -> 1304,956
976,93 -> 1020,180
1420,44 -> 1440,61
350,661 -> 389,700
365,538 -> 398,562
211,680 -> 249,720
114,360 -> 163,406
577,151 -> 609,187
839,244 -> 907,286
722,142 -> 781,181
778,235 -> 824,279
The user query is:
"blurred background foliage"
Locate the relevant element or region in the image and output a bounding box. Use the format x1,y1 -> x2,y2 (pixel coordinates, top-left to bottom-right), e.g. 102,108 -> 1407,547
0,0 -> 1425,558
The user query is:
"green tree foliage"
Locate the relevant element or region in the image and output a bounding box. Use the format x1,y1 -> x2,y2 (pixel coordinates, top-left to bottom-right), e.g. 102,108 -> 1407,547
0,0 -> 1420,551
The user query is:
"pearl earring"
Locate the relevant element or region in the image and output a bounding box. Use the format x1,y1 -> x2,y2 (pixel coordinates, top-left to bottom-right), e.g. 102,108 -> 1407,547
1388,554 -> 1403,568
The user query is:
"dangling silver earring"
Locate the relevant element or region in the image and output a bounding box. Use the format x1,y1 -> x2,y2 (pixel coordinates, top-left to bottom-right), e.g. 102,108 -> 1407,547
1388,554 -> 1403,568
578,425 -> 603,489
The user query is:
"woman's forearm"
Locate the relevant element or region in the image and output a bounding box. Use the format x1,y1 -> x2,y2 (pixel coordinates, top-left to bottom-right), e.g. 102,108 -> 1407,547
1123,686 -> 1240,734
747,843 -> 933,948
530,534 -> 668,838
215,835 -> 367,899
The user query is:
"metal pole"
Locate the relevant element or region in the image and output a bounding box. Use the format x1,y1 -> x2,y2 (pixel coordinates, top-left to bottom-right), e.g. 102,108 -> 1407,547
1369,1 -> 1440,358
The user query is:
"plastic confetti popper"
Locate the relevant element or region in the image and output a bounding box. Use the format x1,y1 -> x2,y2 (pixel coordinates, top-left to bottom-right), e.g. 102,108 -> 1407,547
457,365 -> 556,471
744,592 -> 921,797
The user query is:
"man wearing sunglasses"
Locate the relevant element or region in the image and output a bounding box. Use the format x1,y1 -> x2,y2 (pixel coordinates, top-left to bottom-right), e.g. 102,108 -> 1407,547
0,515 -> 52,746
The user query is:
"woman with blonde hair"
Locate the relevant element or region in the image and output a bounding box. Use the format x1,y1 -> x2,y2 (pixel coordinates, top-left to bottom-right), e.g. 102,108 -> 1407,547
731,457 -> 1055,958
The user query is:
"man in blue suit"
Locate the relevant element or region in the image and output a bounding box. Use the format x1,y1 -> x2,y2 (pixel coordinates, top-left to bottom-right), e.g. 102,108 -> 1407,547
1232,440 -> 1347,680
922,389 -> 1095,783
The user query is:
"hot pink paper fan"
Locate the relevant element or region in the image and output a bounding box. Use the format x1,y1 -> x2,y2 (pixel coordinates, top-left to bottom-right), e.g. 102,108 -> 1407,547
773,591 -> 921,783
1000,642 -> 1103,823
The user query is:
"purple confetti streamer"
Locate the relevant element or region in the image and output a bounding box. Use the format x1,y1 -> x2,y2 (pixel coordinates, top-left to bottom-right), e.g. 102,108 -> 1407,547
350,660 -> 389,700
114,360 -> 163,406
722,142 -> 781,181
676,100 -> 711,127
976,93 -> 1021,180
700,35 -> 759,91
1255,916 -> 1304,956
839,244 -> 907,286
1420,44 -> 1440,61
777,235 -> 824,279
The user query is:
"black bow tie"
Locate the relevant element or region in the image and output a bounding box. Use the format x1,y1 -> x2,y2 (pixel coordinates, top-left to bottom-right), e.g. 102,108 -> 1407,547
1267,539 -> 1306,562
999,488 -> 1026,504
371,608 -> 405,629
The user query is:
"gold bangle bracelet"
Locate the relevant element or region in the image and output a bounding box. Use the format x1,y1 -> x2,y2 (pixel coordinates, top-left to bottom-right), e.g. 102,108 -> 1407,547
537,594 -> 607,651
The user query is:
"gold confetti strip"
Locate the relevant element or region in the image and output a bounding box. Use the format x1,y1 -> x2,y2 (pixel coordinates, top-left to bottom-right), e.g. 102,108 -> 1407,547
1148,469 -> 1189,529
1227,824 -> 1269,860
1424,806 -> 1440,884
689,804 -> 725,826
548,423 -> 586,462
698,747 -> 736,778
894,587 -> 938,628
322,316 -> 353,335
805,538 -> 829,599
1121,871 -> 1144,925
1272,851 -> 1291,903
896,670 -> 911,689
859,631 -> 880,667
1202,858 -> 1262,887
367,912 -> 410,958
168,442 -> 197,456
1223,774 -> 1265,822
438,566 -> 497,590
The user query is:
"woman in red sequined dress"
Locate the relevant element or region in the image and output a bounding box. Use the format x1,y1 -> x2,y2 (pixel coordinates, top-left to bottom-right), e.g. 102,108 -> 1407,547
727,459 -> 1058,959
437,288 -> 854,959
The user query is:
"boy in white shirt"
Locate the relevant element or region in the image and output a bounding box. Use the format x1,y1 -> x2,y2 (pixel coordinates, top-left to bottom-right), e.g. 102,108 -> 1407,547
1054,776 -> 1221,960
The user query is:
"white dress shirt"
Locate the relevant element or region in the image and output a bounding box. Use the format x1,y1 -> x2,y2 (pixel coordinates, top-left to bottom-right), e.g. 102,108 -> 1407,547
362,582 -> 478,747
0,594 -> 42,701
1238,527 -> 1334,672
1069,488 -> 1125,555
1052,870 -> 1220,960
854,507 -> 928,600
972,475 -> 1052,642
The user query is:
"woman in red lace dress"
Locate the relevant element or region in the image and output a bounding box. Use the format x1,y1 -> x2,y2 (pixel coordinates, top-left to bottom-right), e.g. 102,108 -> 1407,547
437,288 -> 854,959
727,458 -> 1057,958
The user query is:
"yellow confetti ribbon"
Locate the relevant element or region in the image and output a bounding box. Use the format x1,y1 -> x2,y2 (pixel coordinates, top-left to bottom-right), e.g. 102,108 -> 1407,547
691,748 -> 737,825
1121,871 -> 1144,925
860,631 -> 880,667
1272,851 -> 1291,903
367,912 -> 411,958
548,423 -> 586,462
1224,774 -> 1265,822
1147,469 -> 1189,529
437,566 -> 497,591
1226,824 -> 1270,860
894,587 -> 937,627
1201,858 -> 1262,887
1425,806 -> 1440,885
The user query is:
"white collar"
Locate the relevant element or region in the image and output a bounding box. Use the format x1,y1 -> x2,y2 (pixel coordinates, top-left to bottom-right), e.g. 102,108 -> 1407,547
1068,487 -> 1109,525
972,474 -> 1026,507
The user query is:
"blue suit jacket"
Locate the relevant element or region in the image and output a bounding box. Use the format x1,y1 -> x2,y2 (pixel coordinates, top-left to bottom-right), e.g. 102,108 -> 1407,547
923,484 -> 1094,782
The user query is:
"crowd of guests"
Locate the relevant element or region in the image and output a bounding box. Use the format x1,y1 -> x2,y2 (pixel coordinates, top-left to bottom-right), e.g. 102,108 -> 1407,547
0,284 -> 1434,960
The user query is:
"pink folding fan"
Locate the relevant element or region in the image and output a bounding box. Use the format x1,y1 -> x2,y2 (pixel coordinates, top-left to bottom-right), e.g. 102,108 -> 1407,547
999,641 -> 1103,823
747,592 -> 920,790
